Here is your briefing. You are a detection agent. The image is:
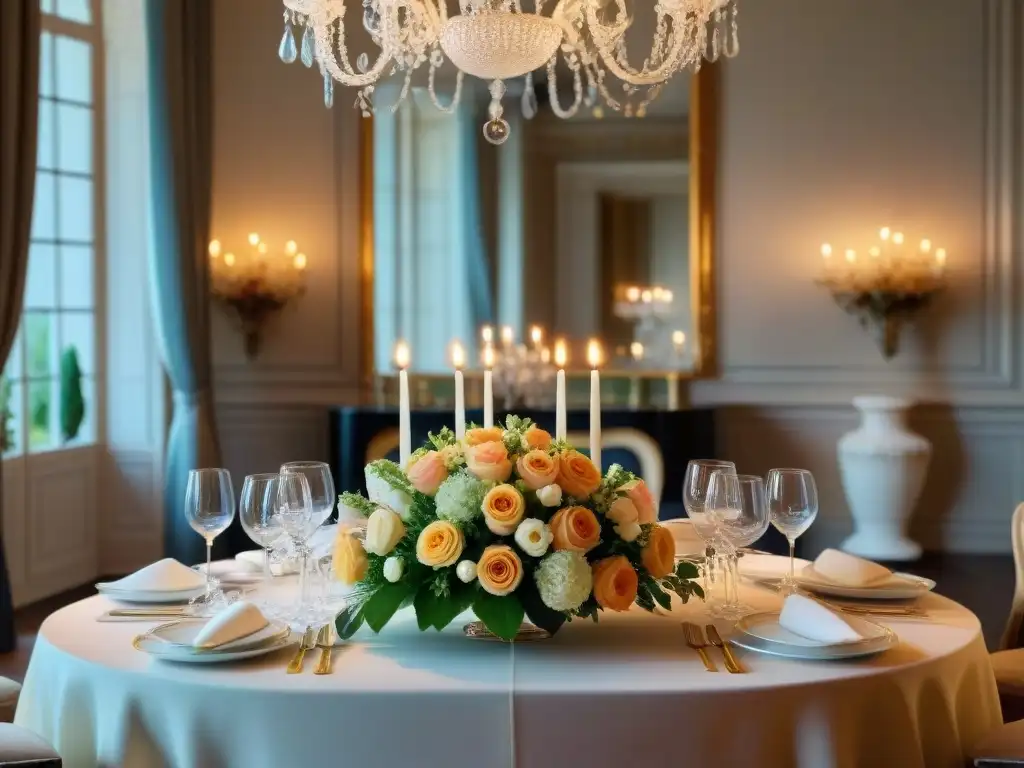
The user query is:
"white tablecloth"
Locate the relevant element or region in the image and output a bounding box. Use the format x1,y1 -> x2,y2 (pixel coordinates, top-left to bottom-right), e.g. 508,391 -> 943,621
16,579 -> 1000,768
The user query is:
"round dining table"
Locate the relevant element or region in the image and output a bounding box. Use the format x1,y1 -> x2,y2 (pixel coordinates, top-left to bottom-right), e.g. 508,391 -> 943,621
15,576 -> 1001,768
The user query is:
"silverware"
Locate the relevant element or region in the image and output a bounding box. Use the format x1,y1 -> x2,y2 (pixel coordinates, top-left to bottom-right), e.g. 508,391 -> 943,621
705,624 -> 744,673
819,599 -> 926,618
109,608 -> 190,616
682,622 -> 717,672
286,626 -> 316,674
314,624 -> 335,675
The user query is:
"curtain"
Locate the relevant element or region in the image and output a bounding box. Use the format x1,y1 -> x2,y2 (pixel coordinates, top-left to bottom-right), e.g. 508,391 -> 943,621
145,0 -> 227,564
0,0 -> 40,653
457,107 -> 495,332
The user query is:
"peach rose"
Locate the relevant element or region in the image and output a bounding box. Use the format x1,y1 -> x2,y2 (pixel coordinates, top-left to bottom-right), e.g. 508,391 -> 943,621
516,449 -> 559,490
465,426 -> 504,447
477,545 -> 524,596
592,556 -> 639,612
466,441 -> 513,483
549,506 -> 601,554
557,451 -> 602,499
641,524 -> 675,578
482,484 -> 526,535
524,425 -> 552,451
416,520 -> 465,568
407,451 -> 448,496
333,531 -> 368,585
624,479 -> 658,524
606,496 -> 639,526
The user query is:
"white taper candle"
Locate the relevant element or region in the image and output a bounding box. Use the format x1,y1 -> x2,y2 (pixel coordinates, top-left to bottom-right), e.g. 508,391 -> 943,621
395,340 -> 411,468
554,339 -> 568,442
451,341 -> 466,439
587,339 -> 602,470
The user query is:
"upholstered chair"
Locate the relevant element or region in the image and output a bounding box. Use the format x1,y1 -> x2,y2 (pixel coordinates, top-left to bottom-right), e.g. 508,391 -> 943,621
990,504 -> 1024,722
0,723 -> 62,766
0,677 -> 19,724
972,719 -> 1024,766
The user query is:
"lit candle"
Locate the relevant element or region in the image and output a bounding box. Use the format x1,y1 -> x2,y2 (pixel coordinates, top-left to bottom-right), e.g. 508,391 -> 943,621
640,289 -> 653,304
285,240 -> 298,256
248,232 -> 260,247
481,325 -> 494,345
451,340 -> 466,439
892,231 -> 905,245
630,342 -> 644,361
209,240 -> 222,258
482,344 -> 495,429
672,330 -> 686,355
224,253 -> 236,267
529,324 -> 543,348
395,341 -> 411,468
820,243 -> 832,260
500,325 -> 514,348
626,286 -> 641,303
554,338 -> 568,442
587,339 -> 603,471
880,227 -> 891,241
663,289 -> 674,303
919,239 -> 932,254
935,247 -> 947,272
628,342 -> 643,410
294,253 -> 307,270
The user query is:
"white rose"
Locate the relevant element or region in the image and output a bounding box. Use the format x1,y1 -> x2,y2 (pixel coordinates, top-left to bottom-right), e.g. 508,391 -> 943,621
607,497 -> 639,526
514,518 -> 553,558
364,506 -> 406,556
536,484 -> 563,508
614,521 -> 642,543
456,560 -> 477,583
365,469 -> 413,520
383,556 -> 404,583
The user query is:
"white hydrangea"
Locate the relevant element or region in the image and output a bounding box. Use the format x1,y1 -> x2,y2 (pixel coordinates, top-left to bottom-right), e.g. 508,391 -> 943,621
365,467 -> 413,521
534,551 -> 593,612
435,472 -> 487,525
383,556 -> 404,583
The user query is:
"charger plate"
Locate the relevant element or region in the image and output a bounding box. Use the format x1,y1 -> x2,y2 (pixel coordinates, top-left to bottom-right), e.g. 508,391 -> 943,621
730,611 -> 897,660
133,619 -> 293,663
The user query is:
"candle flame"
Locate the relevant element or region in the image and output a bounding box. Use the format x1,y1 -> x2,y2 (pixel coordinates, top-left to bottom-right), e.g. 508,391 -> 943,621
845,249 -> 857,264
529,325 -> 543,346
248,232 -> 260,246
892,231 -> 905,245
672,330 -> 686,348
285,240 -> 298,256
294,253 -> 307,270
630,341 -> 644,361
450,341 -> 466,370
935,247 -> 947,266
919,239 -> 932,253
880,227 -> 891,241
394,340 -> 410,369
869,246 -> 881,258
586,339 -> 603,369
500,326 -> 514,346
208,240 -> 222,258
663,289 -> 674,303
224,253 -> 235,267
553,338 -> 568,368
482,344 -> 496,369
625,286 -> 641,302
640,289 -> 653,304
820,243 -> 832,258
480,325 -> 494,344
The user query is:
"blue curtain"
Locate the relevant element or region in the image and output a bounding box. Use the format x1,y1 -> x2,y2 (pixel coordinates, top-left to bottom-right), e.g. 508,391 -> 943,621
0,0 -> 40,653
457,109 -> 495,330
145,0 -> 226,564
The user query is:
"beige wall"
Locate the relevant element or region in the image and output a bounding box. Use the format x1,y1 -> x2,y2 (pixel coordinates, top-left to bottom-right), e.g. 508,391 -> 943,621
212,0 -> 1024,553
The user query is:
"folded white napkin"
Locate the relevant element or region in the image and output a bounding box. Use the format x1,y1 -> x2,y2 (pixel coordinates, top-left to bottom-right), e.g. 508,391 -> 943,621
192,601 -> 269,649
105,558 -> 206,592
809,548 -> 892,587
778,593 -> 862,644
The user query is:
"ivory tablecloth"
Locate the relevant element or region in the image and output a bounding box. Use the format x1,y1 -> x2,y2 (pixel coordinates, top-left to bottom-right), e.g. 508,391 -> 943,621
16,582 -> 1000,768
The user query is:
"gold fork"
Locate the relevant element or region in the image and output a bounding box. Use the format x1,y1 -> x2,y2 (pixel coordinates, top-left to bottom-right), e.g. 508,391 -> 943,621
286,626 -> 316,674
705,625 -> 744,673
313,624 -> 335,675
682,622 -> 717,672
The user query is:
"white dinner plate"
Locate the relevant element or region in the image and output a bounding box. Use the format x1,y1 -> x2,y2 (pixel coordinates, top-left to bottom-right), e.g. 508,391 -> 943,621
730,611 -> 897,660
738,554 -> 935,600
133,619 -> 294,663
96,583 -> 207,604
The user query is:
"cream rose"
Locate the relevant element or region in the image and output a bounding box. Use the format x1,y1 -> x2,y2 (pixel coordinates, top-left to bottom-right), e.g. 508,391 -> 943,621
523,425 -> 553,451
364,506 -> 406,556
383,556 -> 404,583
482,484 -> 526,536
592,555 -> 639,612
477,545 -> 524,596
464,426 -> 504,447
536,484 -> 563,508
407,451 -> 448,496
416,520 -> 465,568
514,518 -> 553,557
641,524 -> 676,578
516,449 -> 559,490
466,441 -> 513,483
549,506 -> 601,554
624,479 -> 658,524
607,497 -> 639,526
333,531 -> 368,585
615,521 -> 642,543
557,451 -> 603,499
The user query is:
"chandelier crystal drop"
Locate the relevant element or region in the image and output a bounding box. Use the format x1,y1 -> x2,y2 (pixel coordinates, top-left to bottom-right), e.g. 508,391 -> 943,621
278,0 -> 739,144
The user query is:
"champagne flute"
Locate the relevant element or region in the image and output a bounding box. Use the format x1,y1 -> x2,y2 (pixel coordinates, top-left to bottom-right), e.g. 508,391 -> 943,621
706,472 -> 770,617
184,468 -> 235,604
683,459 -> 737,605
766,468 -> 819,595
239,473 -> 285,585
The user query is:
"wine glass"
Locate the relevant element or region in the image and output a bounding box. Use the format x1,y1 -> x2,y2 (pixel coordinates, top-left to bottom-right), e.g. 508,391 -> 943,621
276,470 -> 314,619
280,462 -> 335,604
766,468 -> 819,594
683,459 -> 737,605
239,473 -> 286,585
184,468 -> 235,605
706,472 -> 770,618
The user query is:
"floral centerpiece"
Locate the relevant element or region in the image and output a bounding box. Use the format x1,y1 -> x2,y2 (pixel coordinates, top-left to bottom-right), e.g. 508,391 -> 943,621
332,416 -> 702,641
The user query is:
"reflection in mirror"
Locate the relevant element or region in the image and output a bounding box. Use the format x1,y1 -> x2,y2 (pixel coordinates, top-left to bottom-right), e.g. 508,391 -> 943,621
369,69 -> 712,378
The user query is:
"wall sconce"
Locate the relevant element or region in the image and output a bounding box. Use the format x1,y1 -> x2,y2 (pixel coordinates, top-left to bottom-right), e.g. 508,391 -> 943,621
209,233 -> 307,359
816,227 -> 947,359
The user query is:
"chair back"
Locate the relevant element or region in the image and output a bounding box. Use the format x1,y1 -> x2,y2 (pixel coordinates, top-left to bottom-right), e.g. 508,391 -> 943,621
1000,503 -> 1024,650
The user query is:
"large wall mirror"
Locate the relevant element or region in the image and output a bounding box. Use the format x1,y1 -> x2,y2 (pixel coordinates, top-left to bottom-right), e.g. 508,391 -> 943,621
362,64 -> 717,382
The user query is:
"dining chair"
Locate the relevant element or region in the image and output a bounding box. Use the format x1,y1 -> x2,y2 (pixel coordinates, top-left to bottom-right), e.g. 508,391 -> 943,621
971,718 -> 1024,766
0,677 -> 19,724
0,723 -> 62,766
990,504 -> 1024,721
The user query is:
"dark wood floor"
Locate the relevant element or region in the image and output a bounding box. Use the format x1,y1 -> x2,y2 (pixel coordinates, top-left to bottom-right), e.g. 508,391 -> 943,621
0,554 -> 1017,684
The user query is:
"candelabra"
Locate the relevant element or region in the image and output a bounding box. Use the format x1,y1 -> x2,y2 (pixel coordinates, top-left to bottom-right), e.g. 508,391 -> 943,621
815,227 -> 948,359
209,234 -> 308,359
479,326 -> 555,409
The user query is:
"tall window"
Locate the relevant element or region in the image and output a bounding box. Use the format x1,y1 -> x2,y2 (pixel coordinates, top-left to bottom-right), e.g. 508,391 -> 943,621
1,0 -> 101,456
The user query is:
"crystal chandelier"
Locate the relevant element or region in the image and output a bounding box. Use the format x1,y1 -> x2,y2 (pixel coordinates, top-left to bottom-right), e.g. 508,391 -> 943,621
277,0 -> 739,144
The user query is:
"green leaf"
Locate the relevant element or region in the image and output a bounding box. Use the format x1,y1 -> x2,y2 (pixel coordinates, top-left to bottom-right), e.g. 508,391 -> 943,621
415,579 -> 476,631
362,582 -> 412,633
472,592 -> 525,641
517,581 -> 566,636
675,560 -> 700,580
335,601 -> 366,640
647,579 -> 673,611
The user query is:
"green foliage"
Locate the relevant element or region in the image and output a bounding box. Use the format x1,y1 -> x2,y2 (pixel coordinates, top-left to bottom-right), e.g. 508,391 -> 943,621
59,347 -> 85,442
517,578 -> 566,636
472,591 -> 525,641
362,582 -> 413,633
335,601 -> 367,640
426,426 -> 458,450
414,579 -> 477,631
549,438 -> 573,454
366,459 -> 413,494
500,414 -> 534,456
338,491 -> 376,518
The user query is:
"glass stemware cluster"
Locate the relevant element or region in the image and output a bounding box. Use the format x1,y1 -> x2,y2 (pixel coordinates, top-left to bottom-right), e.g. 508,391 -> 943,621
683,460 -> 819,618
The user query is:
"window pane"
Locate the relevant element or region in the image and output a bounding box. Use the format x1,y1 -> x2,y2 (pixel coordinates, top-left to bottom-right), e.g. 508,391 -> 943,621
40,0 -> 55,13
2,325 -> 22,381
24,312 -> 54,378
59,245 -> 93,309
56,0 -> 91,23
28,379 -> 53,452
58,175 -> 92,241
37,99 -> 55,169
24,244 -> 57,309
32,171 -> 56,240
61,374 -> 93,445
2,381 -> 23,457
55,36 -> 91,103
59,314 -> 94,376
39,32 -> 53,97
56,104 -> 91,174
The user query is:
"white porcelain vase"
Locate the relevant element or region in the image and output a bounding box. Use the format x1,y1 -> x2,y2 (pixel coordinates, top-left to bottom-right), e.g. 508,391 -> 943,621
837,396 -> 931,561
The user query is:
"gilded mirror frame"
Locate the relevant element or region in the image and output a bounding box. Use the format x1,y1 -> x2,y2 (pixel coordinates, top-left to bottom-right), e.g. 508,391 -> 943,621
358,63 -> 719,394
